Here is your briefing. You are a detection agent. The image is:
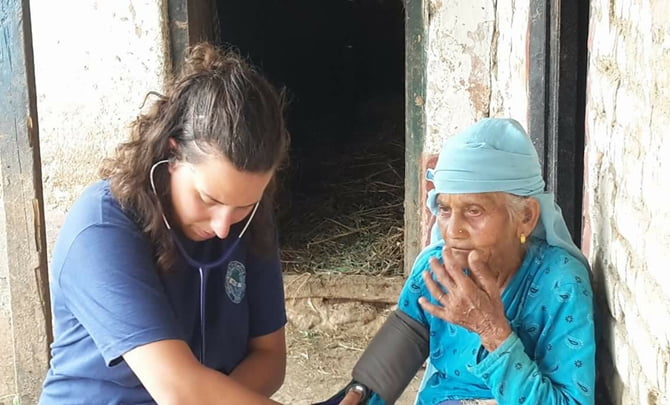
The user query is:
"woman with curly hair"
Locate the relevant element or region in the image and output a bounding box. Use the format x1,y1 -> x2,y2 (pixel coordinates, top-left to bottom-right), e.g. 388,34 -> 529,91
40,42 -> 289,404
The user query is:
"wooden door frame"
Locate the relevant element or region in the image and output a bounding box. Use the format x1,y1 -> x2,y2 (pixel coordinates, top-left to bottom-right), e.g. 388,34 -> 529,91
528,0 -> 589,244
167,0 -> 219,72
403,0 -> 427,275
0,0 -> 52,402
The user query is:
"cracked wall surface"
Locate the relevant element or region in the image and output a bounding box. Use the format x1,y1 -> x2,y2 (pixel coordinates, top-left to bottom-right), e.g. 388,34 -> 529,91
584,1 -> 670,404
424,0 -> 529,153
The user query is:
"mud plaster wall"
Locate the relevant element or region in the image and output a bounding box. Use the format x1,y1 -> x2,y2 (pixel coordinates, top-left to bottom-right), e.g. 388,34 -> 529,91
420,0 -> 529,244
584,1 -> 670,404
0,1 -> 169,401
284,274 -> 404,336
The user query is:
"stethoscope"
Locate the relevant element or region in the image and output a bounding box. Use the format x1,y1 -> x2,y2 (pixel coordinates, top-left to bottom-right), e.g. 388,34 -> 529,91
150,159 -> 259,364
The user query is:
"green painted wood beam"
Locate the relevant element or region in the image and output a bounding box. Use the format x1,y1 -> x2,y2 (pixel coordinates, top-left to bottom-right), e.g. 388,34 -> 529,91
404,0 -> 427,275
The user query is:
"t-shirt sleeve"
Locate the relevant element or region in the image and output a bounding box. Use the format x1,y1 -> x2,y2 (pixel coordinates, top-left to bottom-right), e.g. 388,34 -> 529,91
245,247 -> 287,337
58,224 -> 182,366
470,254 -> 596,405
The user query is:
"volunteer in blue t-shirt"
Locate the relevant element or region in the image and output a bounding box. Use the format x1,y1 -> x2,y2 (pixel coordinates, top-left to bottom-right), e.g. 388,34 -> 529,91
40,42 -> 290,405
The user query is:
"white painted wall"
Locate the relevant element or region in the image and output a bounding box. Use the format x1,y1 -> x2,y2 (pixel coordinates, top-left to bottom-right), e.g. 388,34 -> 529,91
488,1 -> 529,124
31,0 -> 170,253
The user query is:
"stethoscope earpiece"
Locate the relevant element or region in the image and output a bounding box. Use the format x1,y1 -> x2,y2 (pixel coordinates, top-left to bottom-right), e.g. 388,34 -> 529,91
150,159 -> 172,230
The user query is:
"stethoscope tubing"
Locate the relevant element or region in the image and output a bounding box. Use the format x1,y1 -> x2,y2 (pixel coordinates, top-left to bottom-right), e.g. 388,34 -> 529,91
149,159 -> 259,363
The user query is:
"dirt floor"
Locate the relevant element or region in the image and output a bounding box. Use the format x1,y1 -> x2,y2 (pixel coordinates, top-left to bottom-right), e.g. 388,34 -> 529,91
272,274 -> 423,405
272,322 -> 423,405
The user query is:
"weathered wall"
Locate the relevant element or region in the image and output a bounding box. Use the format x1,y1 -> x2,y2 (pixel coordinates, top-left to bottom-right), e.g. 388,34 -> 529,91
1,2 -> 52,403
584,1 -> 670,404
488,1 -> 529,124
0,0 -> 169,402
425,0 -> 529,153
31,0 -> 170,253
0,169 -> 13,404
421,0 -> 529,244
424,0 -> 494,153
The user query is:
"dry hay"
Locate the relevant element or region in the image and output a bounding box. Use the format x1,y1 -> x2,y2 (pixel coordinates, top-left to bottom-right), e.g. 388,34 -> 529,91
278,122 -> 404,277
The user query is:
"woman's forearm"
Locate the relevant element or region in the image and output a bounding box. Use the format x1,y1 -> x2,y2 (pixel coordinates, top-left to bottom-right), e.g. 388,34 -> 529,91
124,339 -> 281,405
229,347 -> 287,397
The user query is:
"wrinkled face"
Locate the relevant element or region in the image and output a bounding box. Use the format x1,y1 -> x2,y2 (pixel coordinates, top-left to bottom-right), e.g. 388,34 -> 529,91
168,155 -> 273,241
436,192 -> 521,270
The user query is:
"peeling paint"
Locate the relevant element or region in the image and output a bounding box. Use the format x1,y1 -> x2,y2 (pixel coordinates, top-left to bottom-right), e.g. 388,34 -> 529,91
424,0 -> 495,152
466,53 -> 490,115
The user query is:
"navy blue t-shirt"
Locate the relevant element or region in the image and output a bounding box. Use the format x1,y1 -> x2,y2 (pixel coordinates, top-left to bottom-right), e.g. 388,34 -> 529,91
40,181 -> 287,404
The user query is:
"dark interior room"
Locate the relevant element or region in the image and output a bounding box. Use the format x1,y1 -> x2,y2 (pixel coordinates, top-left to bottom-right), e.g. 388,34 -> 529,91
216,0 -> 406,276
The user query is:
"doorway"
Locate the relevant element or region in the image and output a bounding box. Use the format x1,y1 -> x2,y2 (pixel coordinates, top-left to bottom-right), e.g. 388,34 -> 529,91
214,0 -> 407,276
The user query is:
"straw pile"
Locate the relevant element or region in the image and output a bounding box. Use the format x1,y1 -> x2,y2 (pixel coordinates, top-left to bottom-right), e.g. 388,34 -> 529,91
278,112 -> 404,277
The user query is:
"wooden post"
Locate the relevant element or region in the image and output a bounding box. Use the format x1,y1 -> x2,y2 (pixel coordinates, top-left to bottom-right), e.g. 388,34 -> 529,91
167,0 -> 218,73
0,0 -> 52,403
529,0 -> 589,244
404,0 -> 427,275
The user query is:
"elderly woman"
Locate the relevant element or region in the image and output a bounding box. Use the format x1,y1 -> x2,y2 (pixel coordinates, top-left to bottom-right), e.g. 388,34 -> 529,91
326,118 -> 595,405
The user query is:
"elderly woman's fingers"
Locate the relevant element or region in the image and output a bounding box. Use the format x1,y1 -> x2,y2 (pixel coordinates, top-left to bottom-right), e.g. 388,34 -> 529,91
467,250 -> 498,294
418,294 -> 450,319
441,246 -> 471,285
428,256 -> 455,290
422,266 -> 449,304
339,390 -> 362,405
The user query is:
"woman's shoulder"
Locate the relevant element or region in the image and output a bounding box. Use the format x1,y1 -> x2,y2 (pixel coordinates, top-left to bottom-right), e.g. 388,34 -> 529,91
408,242 -> 444,278
68,180 -> 137,228
526,239 -> 591,288
50,181 -> 152,283
55,180 -> 143,248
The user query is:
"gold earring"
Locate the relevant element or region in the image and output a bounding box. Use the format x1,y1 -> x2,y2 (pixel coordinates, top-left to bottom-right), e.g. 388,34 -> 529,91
520,234 -> 526,244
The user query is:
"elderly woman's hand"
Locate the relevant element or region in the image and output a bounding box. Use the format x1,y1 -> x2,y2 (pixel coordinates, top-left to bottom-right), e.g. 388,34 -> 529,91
418,247 -> 512,352
338,390 -> 363,405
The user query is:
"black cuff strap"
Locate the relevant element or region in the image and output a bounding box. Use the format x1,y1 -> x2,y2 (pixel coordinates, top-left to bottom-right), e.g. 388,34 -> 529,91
351,310 -> 429,404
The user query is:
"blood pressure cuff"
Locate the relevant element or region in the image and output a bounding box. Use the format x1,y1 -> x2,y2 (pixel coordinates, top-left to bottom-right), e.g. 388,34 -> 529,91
312,310 -> 429,405
352,310 -> 429,404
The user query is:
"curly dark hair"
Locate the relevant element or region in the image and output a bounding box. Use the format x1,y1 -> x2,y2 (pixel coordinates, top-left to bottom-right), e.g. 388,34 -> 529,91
100,42 -> 289,272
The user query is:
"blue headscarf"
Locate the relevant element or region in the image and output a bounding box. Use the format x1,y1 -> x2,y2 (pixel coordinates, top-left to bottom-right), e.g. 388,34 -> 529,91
426,118 -> 588,267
